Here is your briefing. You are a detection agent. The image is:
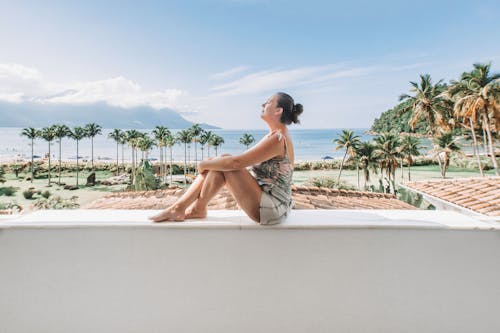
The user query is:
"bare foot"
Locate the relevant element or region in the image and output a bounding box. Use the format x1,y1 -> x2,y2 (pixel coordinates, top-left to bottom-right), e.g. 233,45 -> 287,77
185,205 -> 207,219
149,205 -> 185,222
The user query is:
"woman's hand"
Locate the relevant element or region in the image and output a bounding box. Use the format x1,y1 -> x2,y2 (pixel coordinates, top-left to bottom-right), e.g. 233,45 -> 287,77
198,160 -> 207,174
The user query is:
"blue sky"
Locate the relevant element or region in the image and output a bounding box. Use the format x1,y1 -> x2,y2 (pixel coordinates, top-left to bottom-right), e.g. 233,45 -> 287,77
1,0 -> 499,129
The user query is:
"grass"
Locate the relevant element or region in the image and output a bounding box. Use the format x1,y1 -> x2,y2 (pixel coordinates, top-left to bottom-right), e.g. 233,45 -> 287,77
0,170 -> 127,210
292,164 -> 495,188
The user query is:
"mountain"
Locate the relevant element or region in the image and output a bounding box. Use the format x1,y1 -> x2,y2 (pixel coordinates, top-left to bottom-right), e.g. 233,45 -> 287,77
0,101 -> 219,129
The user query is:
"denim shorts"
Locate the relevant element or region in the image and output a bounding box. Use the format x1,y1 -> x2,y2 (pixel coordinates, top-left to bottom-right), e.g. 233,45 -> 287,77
259,191 -> 291,225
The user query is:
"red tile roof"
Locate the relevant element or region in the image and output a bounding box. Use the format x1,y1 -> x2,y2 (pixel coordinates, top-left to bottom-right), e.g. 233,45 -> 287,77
84,185 -> 414,210
403,177 -> 500,216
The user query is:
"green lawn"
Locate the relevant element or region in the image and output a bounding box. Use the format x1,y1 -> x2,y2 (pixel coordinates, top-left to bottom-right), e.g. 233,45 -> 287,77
0,170 -> 127,210
293,165 -> 494,189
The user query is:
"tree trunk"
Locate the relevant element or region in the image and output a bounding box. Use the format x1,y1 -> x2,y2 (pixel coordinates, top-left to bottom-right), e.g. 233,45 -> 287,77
436,152 -> 444,178
91,138 -> 94,169
194,141 -> 197,174
184,143 -> 187,186
337,150 -> 348,182
170,146 -> 173,185
408,158 -> 411,181
187,146 -> 190,174
356,164 -> 360,190
400,159 -> 404,182
48,141 -> 51,185
116,142 -> 119,176
59,139 -> 62,185
363,167 -> 369,191
443,153 -> 449,178
76,141 -> 79,186
131,148 -> 135,185
469,118 -> 484,176
483,113 -> 499,175
159,146 -> 163,179
482,126 -> 488,155
31,138 -> 34,183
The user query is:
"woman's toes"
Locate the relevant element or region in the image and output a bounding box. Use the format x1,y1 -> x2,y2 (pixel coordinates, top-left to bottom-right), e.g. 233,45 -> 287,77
149,209 -> 185,222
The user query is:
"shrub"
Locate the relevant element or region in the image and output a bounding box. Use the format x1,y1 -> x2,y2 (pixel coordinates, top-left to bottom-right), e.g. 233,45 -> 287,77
22,189 -> 36,199
0,186 -> 17,196
41,190 -> 51,199
0,201 -> 23,212
33,195 -> 80,209
304,177 -> 356,190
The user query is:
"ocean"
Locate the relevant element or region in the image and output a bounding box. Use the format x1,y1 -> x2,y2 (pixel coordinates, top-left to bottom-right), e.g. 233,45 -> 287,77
0,127 -> 435,163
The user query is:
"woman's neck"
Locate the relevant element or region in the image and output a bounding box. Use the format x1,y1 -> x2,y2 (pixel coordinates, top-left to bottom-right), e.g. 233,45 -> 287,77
267,122 -> 287,133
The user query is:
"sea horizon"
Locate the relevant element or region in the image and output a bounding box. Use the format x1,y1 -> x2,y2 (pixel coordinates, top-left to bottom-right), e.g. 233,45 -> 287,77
1,127 -> 384,163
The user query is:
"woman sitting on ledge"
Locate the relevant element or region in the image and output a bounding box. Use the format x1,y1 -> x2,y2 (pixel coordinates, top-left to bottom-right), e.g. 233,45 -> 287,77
149,92 -> 303,225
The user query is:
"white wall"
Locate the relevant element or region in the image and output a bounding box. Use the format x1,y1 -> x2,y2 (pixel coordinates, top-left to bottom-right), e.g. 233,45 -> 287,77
1,210 -> 499,333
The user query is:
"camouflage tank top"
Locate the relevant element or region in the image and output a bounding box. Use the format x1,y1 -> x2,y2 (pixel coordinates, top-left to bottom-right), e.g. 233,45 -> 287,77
251,131 -> 294,206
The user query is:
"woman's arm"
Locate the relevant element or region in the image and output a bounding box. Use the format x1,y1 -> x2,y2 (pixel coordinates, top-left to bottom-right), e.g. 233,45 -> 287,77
199,132 -> 285,172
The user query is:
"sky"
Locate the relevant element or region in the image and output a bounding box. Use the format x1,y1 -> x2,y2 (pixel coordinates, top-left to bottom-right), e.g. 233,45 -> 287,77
0,0 -> 499,129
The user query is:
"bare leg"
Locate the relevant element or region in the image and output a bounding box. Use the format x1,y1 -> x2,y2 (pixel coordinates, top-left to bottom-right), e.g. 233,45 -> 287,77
149,171 -> 208,222
186,168 -> 262,222
222,169 -> 262,222
185,170 -> 226,219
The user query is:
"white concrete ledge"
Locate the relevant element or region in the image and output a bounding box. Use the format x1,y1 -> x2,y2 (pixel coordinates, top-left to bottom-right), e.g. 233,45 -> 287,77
1,210 -> 500,332
0,209 -> 496,230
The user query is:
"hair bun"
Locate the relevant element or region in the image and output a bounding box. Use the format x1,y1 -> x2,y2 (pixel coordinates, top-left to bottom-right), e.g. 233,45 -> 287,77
291,103 -> 304,124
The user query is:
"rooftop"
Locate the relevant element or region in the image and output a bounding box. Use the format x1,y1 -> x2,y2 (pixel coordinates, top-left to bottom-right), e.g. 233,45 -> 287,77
403,177 -> 500,217
84,185 -> 415,210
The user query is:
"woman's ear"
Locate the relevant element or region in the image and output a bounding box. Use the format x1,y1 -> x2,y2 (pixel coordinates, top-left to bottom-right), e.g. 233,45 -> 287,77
275,107 -> 283,118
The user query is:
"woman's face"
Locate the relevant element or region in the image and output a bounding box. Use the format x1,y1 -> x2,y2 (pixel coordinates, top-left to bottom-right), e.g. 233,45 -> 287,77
261,94 -> 282,121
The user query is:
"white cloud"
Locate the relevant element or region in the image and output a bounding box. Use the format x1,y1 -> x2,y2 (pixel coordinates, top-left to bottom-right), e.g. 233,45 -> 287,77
0,63 -> 41,80
211,66 -> 249,80
210,64 -> 338,96
209,62 -> 429,96
44,76 -> 185,109
0,63 -> 187,110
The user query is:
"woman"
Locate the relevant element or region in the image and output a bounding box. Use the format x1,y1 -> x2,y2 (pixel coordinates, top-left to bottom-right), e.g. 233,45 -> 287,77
149,92 -> 303,224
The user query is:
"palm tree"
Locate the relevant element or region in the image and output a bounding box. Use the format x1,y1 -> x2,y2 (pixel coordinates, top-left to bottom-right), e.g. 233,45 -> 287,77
374,132 -> 402,191
399,74 -> 453,135
108,129 -> 124,175
239,133 -> 255,150
152,126 -> 170,180
449,63 -> 500,175
39,126 -> 56,185
189,124 -> 203,173
176,129 -> 193,185
84,123 -> 102,169
53,124 -> 70,184
355,141 -> 379,190
138,135 -> 156,160
399,136 -> 421,181
69,126 -> 87,187
431,131 -> 461,179
125,129 -> 142,180
20,127 -> 38,183
199,130 -> 213,159
119,131 -> 127,171
164,131 -> 176,184
333,130 -> 361,182
209,134 -> 225,157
